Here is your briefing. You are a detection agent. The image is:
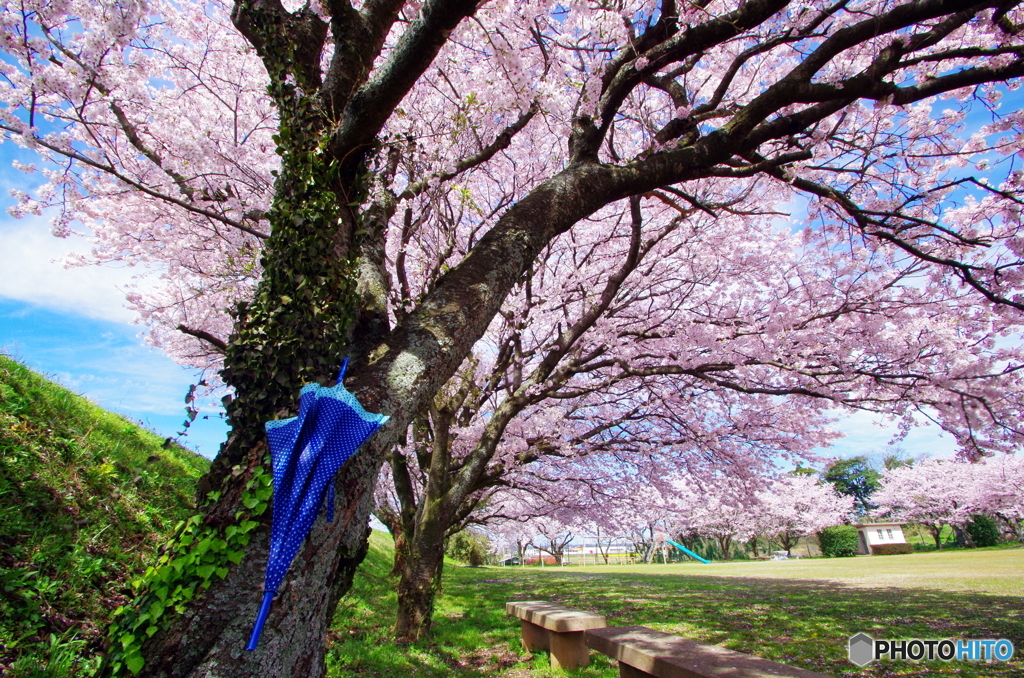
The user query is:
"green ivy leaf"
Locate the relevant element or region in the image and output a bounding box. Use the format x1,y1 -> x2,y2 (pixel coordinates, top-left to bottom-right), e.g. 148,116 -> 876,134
126,655 -> 145,676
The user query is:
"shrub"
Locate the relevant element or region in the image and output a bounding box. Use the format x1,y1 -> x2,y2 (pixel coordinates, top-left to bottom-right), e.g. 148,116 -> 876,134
966,515 -> 1001,547
870,543 -> 914,555
446,530 -> 489,566
819,525 -> 859,557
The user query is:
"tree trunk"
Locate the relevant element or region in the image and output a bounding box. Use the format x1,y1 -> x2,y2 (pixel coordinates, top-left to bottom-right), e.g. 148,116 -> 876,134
953,524 -> 972,548
390,529 -> 409,578
779,531 -> 797,553
717,535 -> 733,560
118,444 -> 380,678
394,539 -> 445,642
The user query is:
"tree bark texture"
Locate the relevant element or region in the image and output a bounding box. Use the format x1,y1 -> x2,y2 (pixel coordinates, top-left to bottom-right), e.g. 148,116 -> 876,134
393,533 -> 446,641
132,445 -> 377,678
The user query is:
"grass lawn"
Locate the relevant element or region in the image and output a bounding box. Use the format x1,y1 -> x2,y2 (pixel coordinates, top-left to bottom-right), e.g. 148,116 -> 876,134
564,548 -> 1024,596
327,533 -> 1024,678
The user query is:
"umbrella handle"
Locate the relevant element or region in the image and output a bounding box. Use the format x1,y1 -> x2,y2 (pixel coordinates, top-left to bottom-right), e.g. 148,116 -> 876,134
336,357 -> 349,383
246,591 -> 276,651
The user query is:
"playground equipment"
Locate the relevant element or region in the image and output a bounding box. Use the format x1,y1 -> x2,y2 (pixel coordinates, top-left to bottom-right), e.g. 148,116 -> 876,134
664,539 -> 711,564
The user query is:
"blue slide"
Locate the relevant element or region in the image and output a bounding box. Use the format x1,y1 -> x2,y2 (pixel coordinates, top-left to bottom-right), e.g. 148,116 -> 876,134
665,539 -> 711,564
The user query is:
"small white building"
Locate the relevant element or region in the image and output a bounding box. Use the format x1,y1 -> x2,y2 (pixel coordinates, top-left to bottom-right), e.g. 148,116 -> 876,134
855,522 -> 908,555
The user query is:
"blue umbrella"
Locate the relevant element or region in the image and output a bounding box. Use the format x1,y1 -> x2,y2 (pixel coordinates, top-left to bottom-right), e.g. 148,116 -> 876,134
247,358 -> 388,651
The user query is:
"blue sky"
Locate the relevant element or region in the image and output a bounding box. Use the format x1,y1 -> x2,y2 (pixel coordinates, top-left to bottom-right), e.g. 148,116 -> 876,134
0,140 -> 229,458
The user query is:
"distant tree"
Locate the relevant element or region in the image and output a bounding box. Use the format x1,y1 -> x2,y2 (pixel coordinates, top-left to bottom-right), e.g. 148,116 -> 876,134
823,457 -> 881,513
818,525 -> 859,558
758,475 -> 855,554
882,453 -> 915,471
446,529 -> 489,566
872,459 -> 977,549
791,464 -> 818,477
974,456 -> 1024,542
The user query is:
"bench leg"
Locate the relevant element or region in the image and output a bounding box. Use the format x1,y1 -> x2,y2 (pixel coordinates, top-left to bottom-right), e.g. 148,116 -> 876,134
619,662 -> 655,678
520,620 -> 549,652
550,630 -> 589,670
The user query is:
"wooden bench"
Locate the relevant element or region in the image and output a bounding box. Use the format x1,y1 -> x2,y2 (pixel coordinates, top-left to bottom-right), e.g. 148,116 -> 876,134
505,600 -> 606,669
585,626 -> 831,678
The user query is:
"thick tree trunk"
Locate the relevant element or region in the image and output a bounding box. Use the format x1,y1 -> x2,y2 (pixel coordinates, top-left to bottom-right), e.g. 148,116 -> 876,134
125,442 -> 379,678
953,524 -> 972,548
778,531 -> 797,553
393,545 -> 445,642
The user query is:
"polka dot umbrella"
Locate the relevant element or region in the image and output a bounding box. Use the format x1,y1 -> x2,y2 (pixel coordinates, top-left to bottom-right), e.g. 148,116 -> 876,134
247,358 -> 388,651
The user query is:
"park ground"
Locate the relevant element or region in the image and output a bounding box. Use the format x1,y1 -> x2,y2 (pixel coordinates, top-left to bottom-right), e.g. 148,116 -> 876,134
326,533 -> 1023,678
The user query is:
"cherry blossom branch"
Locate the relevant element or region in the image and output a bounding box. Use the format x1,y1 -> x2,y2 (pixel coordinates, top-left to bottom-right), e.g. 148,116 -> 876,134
329,0 -> 482,163
0,123 -> 270,239
177,325 -> 229,352
397,101 -> 540,201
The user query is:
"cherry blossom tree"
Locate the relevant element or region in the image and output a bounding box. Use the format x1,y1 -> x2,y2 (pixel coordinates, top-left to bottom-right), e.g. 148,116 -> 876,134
757,474 -> 855,553
974,454 -> 1024,540
5,0 -> 1024,675
875,456 -> 1024,545
873,459 -> 979,547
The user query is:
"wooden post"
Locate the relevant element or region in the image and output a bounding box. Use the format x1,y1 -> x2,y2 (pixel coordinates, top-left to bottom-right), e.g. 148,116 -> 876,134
550,630 -> 589,670
520,620 -> 549,652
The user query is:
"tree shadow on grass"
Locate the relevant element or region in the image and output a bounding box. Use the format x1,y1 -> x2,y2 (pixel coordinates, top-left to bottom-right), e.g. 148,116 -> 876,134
432,568 -> 1024,678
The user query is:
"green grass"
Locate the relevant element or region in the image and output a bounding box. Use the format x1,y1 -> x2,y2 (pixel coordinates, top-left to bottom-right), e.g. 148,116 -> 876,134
330,534 -> 1024,678
0,355 -> 208,676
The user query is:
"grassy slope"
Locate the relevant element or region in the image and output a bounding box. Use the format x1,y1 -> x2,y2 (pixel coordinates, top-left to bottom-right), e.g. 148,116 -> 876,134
333,535 -> 1024,678
0,355 -> 208,675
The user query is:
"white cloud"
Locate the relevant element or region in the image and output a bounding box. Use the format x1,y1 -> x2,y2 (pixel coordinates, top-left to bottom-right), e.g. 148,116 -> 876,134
0,214 -> 153,323
824,409 -> 959,460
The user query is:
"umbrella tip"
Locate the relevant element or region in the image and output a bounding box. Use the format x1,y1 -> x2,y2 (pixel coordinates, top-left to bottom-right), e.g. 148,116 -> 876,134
336,358 -> 349,383
247,591 -> 276,651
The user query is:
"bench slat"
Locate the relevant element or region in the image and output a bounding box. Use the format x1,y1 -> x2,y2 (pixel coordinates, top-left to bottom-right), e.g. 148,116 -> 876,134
586,626 -> 831,678
506,601 -> 606,632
